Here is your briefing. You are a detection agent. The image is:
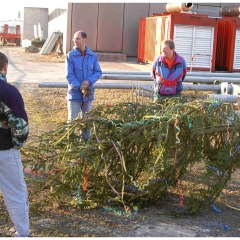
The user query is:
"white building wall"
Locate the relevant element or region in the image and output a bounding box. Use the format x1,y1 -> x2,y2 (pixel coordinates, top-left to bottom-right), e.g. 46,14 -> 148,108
48,11 -> 67,54
23,7 -> 48,41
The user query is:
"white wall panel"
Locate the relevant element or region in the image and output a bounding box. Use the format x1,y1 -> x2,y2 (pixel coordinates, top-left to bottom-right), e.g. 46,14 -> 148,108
71,3 -> 98,51
48,12 -> 67,54
97,3 -> 124,52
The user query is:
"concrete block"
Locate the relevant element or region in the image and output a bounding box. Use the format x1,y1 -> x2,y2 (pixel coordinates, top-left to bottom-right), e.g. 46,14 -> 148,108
25,46 -> 40,53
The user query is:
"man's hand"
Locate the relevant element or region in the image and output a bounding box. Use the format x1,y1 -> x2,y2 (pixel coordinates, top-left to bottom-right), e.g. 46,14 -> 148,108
80,81 -> 92,99
82,80 -> 89,86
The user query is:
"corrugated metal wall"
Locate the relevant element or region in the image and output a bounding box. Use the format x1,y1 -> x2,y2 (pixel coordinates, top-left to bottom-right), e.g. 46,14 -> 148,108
23,7 -> 48,40
149,3 -> 167,16
122,3 -> 149,56
70,3 -> 98,51
97,3 -> 124,52
67,3 -> 151,56
192,3 -> 240,17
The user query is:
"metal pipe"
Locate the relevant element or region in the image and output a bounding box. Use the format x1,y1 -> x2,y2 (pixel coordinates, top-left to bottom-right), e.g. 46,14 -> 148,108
220,6 -> 240,17
208,94 -> 239,103
102,71 -> 240,78
183,72 -> 240,78
38,82 -> 151,89
166,3 -> 194,13
38,82 -> 231,92
182,84 -> 228,92
102,71 -> 150,75
139,84 -> 232,93
184,77 -> 240,84
100,74 -> 150,80
100,74 -> 240,84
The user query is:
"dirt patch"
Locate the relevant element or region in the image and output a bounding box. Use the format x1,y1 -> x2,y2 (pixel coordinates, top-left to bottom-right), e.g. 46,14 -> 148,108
1,46 -> 66,63
0,46 -> 239,237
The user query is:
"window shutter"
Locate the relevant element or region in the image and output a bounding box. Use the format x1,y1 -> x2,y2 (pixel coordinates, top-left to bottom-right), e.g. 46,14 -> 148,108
173,25 -> 214,70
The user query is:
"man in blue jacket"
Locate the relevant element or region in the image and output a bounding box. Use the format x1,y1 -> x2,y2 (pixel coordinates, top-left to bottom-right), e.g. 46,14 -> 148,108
0,52 -> 30,237
65,30 -> 102,139
151,39 -> 187,101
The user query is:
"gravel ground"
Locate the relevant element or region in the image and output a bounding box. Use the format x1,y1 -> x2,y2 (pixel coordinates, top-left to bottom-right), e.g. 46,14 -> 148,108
0,46 -> 239,237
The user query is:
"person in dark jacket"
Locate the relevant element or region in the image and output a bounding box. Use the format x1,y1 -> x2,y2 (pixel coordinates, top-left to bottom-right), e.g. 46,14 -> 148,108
0,52 -> 30,237
151,39 -> 187,101
65,30 -> 102,139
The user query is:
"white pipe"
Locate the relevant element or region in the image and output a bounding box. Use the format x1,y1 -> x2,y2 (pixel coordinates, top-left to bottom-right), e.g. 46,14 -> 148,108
102,71 -> 150,75
182,72 -> 240,78
99,74 -> 240,84
38,82 -> 231,93
38,22 -> 42,40
34,25 -> 38,38
100,75 -> 150,80
38,82 -> 150,89
208,94 -> 239,103
102,71 -> 240,78
166,3 -> 194,13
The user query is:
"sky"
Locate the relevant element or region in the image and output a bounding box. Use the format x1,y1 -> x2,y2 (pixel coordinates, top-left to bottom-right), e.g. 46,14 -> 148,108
0,0 -> 69,20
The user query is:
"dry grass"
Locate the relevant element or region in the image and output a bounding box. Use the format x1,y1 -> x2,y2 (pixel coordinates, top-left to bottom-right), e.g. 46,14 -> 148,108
11,47 -> 66,63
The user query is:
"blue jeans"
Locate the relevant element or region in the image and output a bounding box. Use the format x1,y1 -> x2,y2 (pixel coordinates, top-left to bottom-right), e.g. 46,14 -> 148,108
67,101 -> 92,139
0,148 -> 30,237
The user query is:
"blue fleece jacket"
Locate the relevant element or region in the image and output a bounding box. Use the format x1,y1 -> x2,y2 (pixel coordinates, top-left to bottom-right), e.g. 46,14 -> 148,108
151,52 -> 187,95
65,46 -> 102,101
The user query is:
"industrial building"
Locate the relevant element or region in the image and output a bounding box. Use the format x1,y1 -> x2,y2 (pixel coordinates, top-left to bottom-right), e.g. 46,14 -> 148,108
21,3 -> 240,71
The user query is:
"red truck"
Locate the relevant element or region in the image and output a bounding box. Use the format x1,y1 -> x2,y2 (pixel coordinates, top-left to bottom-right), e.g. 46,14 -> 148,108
0,24 -> 21,46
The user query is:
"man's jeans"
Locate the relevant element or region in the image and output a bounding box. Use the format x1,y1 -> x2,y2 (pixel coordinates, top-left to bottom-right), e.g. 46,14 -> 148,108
0,148 -> 30,237
67,101 -> 92,139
